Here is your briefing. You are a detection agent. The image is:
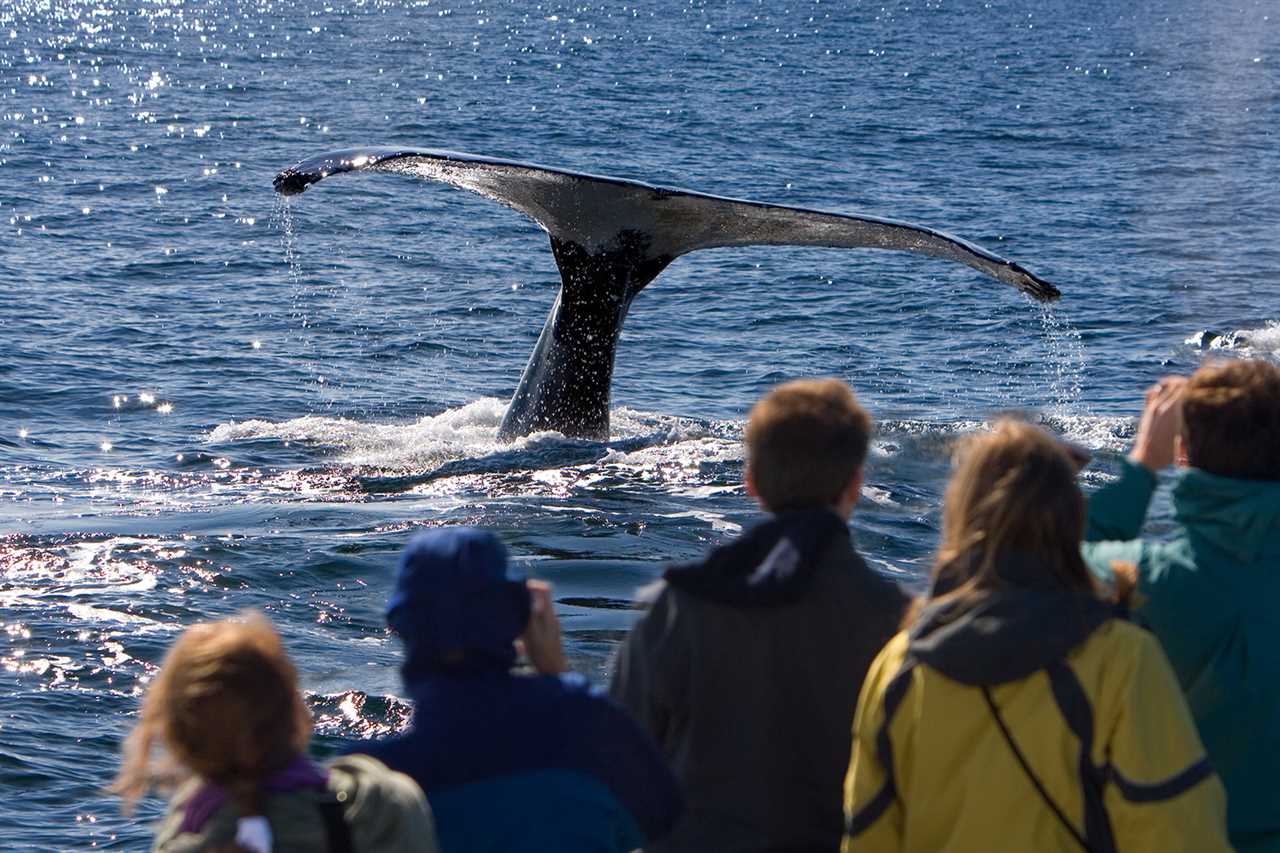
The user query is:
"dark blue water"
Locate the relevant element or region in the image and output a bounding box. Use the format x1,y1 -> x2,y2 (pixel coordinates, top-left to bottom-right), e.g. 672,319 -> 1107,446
2,0 -> 1277,847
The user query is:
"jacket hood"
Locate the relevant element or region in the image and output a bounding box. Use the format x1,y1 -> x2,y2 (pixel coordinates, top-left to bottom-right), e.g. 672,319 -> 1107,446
908,555 -> 1117,686
387,528 -> 530,678
663,507 -> 850,606
1173,468 -> 1280,563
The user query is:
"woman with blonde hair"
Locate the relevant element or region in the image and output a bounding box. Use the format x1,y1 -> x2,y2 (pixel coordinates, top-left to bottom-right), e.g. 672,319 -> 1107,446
842,420 -> 1230,853
113,613 -> 437,853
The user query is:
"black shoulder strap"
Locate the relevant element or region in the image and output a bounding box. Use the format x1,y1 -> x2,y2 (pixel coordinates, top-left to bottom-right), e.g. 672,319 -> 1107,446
317,798 -> 355,853
982,686 -> 1093,853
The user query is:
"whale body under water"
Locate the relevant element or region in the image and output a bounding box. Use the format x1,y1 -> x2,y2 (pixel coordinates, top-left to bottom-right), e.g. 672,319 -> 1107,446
274,148 -> 1060,442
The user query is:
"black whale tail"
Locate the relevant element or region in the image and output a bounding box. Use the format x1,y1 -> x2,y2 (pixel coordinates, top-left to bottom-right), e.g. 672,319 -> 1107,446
274,147 -> 1061,441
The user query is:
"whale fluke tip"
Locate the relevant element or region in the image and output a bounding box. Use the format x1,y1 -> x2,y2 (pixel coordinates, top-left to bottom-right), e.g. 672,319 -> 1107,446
273,168 -> 315,196
1009,263 -> 1061,302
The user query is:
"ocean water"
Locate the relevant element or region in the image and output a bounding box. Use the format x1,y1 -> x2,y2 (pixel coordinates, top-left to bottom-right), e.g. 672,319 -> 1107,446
1,0 -> 1277,847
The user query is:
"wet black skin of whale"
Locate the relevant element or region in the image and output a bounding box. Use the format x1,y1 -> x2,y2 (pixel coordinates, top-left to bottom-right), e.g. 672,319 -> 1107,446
501,234 -> 672,441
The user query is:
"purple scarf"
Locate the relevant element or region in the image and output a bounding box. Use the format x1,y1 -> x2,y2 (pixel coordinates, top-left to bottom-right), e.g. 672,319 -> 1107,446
179,755 -> 329,835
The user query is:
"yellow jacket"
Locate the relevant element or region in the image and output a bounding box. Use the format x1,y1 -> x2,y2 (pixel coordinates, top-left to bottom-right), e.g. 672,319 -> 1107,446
843,574 -> 1231,853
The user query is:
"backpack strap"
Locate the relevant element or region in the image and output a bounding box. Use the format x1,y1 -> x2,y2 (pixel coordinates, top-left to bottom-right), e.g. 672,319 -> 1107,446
317,798 -> 355,853
982,687 -> 1092,852
1044,660 -> 1116,853
982,661 -> 1118,853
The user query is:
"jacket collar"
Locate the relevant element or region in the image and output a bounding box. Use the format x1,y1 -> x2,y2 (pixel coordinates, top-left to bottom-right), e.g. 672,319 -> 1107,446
908,554 -> 1117,686
179,755 -> 327,834
1173,468 -> 1280,563
663,507 -> 850,606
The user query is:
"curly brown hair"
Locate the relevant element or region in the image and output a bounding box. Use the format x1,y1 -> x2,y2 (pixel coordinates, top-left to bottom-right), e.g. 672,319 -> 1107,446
1182,359 -> 1280,481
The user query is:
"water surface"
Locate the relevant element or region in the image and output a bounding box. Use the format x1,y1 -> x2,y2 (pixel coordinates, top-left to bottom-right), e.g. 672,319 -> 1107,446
1,0 -> 1277,847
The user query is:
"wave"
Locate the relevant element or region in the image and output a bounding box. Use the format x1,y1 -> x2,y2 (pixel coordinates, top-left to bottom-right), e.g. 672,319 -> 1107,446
200,402 -> 1139,504
1185,320 -> 1280,360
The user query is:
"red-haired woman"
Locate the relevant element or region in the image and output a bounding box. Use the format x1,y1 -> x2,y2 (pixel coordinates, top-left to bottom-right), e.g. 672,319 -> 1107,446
113,613 -> 437,852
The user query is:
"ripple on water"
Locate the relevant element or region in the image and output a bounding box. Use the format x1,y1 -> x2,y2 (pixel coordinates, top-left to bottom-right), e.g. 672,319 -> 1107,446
4,0 -> 1280,847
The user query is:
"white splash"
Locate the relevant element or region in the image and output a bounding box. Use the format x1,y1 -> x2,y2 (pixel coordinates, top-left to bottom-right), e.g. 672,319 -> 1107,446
209,398 -> 512,469
1185,320 -> 1280,361
209,401 -> 737,482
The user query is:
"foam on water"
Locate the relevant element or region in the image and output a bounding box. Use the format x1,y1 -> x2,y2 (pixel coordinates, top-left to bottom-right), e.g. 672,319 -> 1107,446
1040,413 -> 1135,455
1184,320 -> 1280,361
1222,321 -> 1280,360
209,399 -> 740,474
210,397 -> 512,467
207,398 -> 1139,484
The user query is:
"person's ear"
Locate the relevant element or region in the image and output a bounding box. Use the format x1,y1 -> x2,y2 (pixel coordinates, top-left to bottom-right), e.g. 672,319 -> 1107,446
745,465 -> 771,512
832,466 -> 864,520
846,466 -> 863,501
1175,432 -> 1189,467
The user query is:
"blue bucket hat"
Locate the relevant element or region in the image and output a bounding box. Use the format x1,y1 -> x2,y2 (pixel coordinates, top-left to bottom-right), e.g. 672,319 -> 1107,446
387,528 -> 531,676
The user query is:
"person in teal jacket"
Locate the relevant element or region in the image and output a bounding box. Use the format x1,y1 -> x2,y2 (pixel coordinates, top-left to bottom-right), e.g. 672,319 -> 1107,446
1083,359 -> 1280,853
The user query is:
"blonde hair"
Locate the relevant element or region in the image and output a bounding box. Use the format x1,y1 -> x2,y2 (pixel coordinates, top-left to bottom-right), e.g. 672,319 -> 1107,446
745,378 -> 872,511
112,613 -> 312,816
925,419 -> 1098,617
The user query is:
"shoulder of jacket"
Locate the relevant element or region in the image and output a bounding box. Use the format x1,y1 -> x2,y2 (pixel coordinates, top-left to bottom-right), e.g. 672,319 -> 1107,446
822,540 -> 909,599
875,631 -> 914,678
637,579 -> 700,625
1085,618 -> 1151,649
1067,619 -> 1160,687
150,788 -> 245,852
328,754 -> 424,802
326,755 -> 434,831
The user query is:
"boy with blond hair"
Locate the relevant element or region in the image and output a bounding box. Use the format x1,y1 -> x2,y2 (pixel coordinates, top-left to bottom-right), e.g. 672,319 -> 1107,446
611,379 -> 908,853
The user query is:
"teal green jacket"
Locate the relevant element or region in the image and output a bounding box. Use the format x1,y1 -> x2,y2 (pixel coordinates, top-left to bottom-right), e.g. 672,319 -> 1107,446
1084,459 -> 1280,853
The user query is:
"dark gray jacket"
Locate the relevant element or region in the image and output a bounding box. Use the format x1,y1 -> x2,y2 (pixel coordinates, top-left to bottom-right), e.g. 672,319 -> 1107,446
610,515 -> 908,853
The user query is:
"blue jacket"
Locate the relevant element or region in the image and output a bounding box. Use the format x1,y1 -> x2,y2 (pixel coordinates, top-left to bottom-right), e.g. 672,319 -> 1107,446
358,670 -> 682,853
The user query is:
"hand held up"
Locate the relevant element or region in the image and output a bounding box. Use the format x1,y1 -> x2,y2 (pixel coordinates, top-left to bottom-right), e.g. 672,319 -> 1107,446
519,580 -> 569,676
1130,377 -> 1187,473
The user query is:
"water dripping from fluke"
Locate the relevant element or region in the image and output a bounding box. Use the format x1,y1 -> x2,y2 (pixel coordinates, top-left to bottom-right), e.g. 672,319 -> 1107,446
1038,302 -> 1087,415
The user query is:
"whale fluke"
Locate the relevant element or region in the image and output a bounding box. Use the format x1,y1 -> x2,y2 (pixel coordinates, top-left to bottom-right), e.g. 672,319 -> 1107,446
274,147 -> 1061,440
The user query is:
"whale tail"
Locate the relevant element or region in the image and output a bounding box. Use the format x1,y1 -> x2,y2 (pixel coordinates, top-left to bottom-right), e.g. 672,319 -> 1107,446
275,148 -> 1061,440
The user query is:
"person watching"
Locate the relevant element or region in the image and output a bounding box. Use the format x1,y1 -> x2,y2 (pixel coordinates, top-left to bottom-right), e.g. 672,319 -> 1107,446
352,527 -> 682,853
113,613 -> 436,853
610,378 -> 909,852
1083,358 -> 1280,852
845,419 -> 1230,852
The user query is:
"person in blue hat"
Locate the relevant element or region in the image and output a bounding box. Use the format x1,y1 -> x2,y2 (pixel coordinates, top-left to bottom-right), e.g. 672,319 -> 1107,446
353,527 -> 683,853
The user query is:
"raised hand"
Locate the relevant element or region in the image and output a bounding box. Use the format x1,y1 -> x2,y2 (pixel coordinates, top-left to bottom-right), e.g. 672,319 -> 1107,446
1130,377 -> 1187,473
519,580 -> 569,676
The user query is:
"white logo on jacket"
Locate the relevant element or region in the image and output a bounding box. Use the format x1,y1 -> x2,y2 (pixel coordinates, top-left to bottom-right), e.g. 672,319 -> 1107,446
747,538 -> 800,586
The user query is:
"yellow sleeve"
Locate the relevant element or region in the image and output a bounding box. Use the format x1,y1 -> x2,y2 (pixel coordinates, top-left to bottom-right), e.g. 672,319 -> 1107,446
842,633 -> 908,853
1102,630 -> 1232,853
